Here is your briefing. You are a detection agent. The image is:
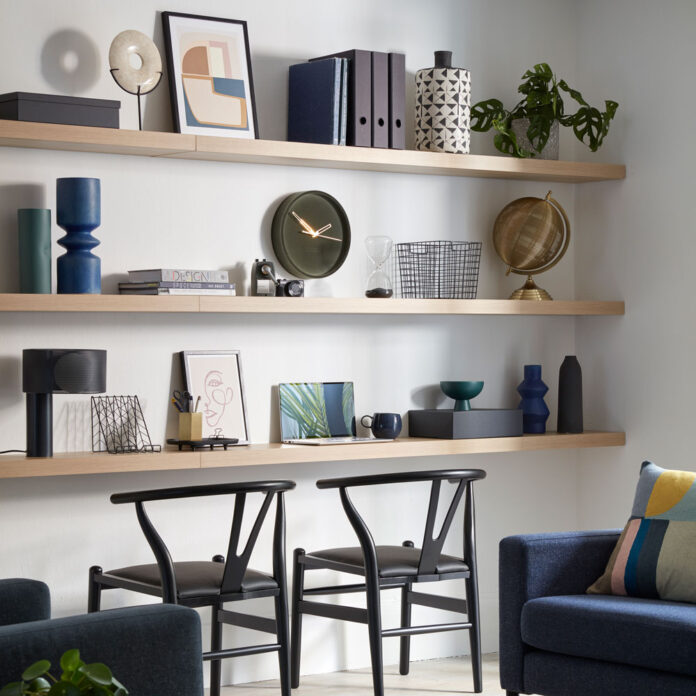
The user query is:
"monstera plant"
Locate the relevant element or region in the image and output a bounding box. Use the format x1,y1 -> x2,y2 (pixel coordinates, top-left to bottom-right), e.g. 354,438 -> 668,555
0,649 -> 127,696
470,62 -> 618,158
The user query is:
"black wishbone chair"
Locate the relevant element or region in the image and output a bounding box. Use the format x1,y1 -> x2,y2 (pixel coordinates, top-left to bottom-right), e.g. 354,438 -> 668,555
291,469 -> 486,696
88,480 -> 296,696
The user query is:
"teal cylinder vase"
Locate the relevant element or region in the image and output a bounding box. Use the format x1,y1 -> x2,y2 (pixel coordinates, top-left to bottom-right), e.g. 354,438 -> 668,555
18,209 -> 52,293
517,364 -> 550,434
56,177 -> 101,294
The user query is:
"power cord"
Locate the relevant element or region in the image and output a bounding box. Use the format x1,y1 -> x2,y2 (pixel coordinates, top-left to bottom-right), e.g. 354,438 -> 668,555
0,449 -> 26,454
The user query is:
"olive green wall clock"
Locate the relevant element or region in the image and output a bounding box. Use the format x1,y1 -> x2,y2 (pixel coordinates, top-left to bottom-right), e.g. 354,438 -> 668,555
271,190 -> 351,278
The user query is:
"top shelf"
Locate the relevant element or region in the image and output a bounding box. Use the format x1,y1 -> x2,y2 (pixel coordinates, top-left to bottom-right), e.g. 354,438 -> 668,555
0,120 -> 626,183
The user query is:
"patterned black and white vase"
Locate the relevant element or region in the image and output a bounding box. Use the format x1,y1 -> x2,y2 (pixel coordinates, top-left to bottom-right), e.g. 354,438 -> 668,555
415,51 -> 471,154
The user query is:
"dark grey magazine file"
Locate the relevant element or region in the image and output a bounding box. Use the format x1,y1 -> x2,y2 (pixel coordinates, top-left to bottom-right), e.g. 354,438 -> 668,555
388,53 -> 406,149
371,51 -> 389,148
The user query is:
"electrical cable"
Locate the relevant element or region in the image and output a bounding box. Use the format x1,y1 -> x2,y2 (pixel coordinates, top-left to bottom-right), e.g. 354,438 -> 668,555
0,449 -> 26,454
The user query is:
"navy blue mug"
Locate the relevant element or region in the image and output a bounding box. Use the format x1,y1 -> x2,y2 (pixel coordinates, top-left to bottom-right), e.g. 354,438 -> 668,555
361,412 -> 402,439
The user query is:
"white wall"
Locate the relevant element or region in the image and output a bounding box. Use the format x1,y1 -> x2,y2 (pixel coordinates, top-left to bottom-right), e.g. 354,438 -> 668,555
574,0 -> 696,529
0,0 -> 600,686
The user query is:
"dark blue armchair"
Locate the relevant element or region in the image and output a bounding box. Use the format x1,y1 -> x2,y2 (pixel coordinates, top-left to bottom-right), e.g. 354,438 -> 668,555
500,531 -> 696,696
0,579 -> 203,695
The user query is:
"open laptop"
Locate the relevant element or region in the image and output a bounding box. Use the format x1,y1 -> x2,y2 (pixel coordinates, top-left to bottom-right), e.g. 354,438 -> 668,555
279,381 -> 390,445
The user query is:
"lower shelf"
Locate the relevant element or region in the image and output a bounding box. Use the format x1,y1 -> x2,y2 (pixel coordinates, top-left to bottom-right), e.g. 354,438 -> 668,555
0,432 -> 625,479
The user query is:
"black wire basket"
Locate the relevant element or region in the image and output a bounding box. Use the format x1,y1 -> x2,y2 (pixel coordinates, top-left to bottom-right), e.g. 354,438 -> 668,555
91,395 -> 161,454
391,241 -> 482,299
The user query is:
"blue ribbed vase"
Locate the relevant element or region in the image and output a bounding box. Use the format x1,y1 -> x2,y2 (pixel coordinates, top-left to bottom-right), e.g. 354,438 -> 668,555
56,177 -> 101,294
517,364 -> 550,434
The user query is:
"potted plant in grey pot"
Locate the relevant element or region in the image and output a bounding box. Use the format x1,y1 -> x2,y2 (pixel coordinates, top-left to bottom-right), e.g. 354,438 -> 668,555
470,62 -> 618,159
0,649 -> 127,695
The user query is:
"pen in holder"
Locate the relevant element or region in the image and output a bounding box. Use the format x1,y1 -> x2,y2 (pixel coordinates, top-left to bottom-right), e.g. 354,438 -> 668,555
179,412 -> 202,441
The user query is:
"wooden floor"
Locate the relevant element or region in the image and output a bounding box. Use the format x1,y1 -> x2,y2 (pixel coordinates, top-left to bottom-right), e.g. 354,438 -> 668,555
219,654 -> 504,695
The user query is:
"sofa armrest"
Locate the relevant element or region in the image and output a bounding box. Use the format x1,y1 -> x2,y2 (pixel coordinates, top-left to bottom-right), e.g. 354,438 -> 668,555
0,579 -> 50,627
499,530 -> 620,694
0,604 -> 203,696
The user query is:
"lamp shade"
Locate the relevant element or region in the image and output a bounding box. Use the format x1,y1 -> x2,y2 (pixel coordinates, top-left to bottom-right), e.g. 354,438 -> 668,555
23,349 -> 106,394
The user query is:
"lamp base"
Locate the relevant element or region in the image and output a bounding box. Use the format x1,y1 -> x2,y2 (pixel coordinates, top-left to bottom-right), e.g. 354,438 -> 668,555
509,275 -> 552,301
26,392 -> 53,458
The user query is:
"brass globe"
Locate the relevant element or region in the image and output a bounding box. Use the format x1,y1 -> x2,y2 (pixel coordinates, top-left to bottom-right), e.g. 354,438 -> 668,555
492,191 -> 570,300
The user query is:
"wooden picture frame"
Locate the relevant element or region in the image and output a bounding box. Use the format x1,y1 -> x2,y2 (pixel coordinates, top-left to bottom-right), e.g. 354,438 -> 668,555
162,11 -> 259,138
180,350 -> 250,444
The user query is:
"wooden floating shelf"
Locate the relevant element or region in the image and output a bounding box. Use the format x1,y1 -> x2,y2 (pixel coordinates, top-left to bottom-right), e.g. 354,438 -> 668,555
0,432 -> 625,480
0,120 -> 626,183
0,295 -> 625,316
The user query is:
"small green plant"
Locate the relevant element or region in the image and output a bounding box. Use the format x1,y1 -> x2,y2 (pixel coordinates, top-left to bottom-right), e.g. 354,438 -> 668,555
470,62 -> 618,158
0,649 -> 127,696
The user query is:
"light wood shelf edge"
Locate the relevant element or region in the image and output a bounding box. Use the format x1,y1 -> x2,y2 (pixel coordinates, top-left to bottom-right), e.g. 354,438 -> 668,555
0,295 -> 625,316
0,120 -> 626,183
0,432 -> 625,479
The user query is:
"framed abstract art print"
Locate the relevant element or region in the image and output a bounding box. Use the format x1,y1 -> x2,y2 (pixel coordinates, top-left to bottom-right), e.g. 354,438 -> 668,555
162,12 -> 258,138
180,350 -> 250,444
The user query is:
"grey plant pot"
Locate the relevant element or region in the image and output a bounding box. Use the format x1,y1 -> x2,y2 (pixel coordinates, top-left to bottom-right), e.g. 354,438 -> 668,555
511,118 -> 559,159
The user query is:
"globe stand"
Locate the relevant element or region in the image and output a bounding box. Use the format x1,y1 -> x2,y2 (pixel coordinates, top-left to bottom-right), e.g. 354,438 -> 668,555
509,275 -> 552,301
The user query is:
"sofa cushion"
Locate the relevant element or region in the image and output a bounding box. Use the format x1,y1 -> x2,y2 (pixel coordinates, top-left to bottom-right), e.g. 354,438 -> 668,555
588,461 -> 696,603
521,594 -> 696,678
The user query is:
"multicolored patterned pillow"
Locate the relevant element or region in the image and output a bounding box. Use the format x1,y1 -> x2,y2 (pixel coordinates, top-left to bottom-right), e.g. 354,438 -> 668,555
588,461 -> 696,603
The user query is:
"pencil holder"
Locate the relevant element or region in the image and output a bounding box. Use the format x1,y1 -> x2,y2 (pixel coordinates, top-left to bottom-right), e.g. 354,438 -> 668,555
178,412 -> 202,441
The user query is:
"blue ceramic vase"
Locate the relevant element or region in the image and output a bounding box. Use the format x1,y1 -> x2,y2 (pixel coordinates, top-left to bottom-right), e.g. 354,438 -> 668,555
517,364 -> 550,434
56,177 -> 101,294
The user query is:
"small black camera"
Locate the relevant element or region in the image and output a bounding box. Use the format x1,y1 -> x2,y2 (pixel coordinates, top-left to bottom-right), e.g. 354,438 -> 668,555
275,278 -> 304,297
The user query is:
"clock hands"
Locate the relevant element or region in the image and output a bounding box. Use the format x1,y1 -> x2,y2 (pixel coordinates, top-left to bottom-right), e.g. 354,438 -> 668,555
290,210 -> 342,243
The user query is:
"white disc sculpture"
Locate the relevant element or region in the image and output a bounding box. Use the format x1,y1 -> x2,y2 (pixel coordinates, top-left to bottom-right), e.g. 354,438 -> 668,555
109,29 -> 162,129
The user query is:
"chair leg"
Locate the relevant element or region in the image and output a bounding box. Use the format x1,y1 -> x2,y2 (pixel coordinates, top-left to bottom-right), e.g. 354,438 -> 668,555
365,569 -> 384,696
275,590 -> 291,696
290,548 -> 305,689
209,603 -> 222,696
87,566 -> 102,613
465,573 -> 482,694
399,582 -> 412,675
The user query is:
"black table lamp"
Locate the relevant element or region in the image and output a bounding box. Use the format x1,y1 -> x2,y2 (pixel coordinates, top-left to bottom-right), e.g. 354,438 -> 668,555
22,349 -> 107,457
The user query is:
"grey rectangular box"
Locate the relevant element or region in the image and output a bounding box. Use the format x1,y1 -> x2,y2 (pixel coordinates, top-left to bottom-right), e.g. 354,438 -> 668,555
0,92 -> 120,128
408,408 -> 523,439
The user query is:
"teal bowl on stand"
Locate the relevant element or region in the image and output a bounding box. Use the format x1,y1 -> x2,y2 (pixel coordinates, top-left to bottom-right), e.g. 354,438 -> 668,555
440,381 -> 484,411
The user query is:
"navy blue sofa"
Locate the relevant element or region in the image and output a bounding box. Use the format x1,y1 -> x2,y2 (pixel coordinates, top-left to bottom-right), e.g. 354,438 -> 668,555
500,531 -> 696,696
0,578 -> 203,695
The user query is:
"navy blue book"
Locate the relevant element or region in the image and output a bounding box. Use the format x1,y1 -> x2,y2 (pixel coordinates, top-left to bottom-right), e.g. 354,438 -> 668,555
288,58 -> 344,145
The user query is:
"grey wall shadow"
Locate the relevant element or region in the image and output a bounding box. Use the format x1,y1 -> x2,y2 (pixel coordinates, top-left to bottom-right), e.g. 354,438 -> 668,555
410,384 -> 446,410
165,352 -> 184,441
102,273 -> 128,294
0,184 -> 47,292
225,262 -> 247,296
251,53 -> 296,141
142,13 -> 174,133
0,356 -> 22,414
41,29 -> 100,95
269,384 -> 280,442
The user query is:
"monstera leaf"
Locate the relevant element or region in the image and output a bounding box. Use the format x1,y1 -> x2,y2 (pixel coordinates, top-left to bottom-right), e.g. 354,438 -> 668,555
470,98 -> 506,132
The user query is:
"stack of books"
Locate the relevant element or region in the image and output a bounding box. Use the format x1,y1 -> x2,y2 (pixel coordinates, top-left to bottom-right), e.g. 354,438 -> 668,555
119,269 -> 236,296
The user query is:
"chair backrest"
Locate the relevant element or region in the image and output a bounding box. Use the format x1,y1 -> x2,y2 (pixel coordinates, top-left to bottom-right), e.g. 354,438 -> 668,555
316,470 -> 486,576
111,480 -> 296,603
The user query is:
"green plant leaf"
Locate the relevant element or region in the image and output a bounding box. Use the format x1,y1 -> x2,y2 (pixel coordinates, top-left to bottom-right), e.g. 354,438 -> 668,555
521,63 -> 553,81
28,678 -> 51,692
0,682 -> 24,696
469,99 -> 505,132
572,106 -> 606,151
111,678 -> 128,696
525,115 -> 552,153
558,79 -> 589,107
59,651 -> 81,674
46,683 -> 80,696
22,662 -> 51,682
81,664 -> 112,687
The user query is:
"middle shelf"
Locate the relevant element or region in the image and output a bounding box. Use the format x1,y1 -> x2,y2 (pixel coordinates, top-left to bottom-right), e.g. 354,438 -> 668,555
0,294 -> 625,315
0,432 -> 626,479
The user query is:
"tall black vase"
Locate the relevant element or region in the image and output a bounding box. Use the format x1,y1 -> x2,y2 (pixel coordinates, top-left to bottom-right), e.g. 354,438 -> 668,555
557,355 -> 583,433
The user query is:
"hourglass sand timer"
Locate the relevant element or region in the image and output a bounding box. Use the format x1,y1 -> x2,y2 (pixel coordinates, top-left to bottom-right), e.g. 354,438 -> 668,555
365,235 -> 394,298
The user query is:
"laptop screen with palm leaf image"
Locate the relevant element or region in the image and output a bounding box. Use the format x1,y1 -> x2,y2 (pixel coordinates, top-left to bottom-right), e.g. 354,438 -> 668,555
279,382 -> 357,441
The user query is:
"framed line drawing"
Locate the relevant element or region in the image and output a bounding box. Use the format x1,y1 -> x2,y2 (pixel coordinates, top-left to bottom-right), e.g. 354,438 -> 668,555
162,11 -> 259,138
180,350 -> 250,444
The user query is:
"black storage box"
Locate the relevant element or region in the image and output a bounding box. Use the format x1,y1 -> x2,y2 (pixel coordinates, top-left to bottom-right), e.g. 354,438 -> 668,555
0,92 -> 120,128
408,408 -> 523,439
